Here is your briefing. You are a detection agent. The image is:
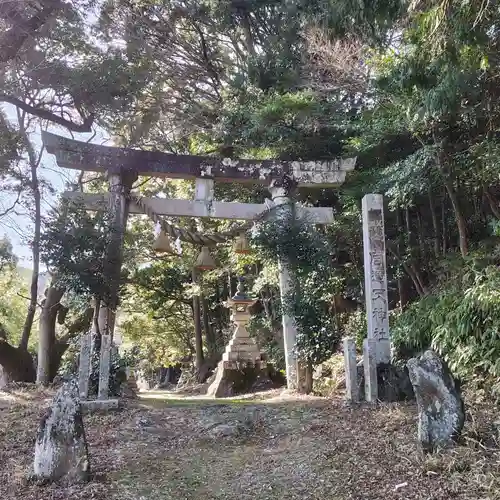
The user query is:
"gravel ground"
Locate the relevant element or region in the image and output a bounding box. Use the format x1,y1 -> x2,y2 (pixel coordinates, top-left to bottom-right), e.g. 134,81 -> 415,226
1,386 -> 500,500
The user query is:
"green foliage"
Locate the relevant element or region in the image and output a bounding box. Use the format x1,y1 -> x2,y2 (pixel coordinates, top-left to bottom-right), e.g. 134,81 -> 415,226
120,312 -> 193,366
0,238 -> 17,272
392,258 -> 500,391
343,310 -> 367,350
23,0 -> 500,397
251,210 -> 342,364
250,207 -> 328,271
40,201 -> 115,300
0,266 -> 30,344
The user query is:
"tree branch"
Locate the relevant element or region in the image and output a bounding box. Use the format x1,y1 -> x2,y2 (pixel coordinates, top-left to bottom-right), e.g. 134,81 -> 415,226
0,189 -> 22,218
0,0 -> 64,63
0,94 -> 94,132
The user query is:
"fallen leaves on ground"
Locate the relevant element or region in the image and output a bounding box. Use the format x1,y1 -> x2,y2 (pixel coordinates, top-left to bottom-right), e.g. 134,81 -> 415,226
1,385 -> 500,499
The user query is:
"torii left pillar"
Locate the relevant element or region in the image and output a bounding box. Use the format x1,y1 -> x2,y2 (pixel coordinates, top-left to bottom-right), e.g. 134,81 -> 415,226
83,169 -> 137,410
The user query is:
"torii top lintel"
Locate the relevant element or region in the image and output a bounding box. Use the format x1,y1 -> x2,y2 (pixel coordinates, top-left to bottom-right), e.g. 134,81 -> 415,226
42,132 -> 356,187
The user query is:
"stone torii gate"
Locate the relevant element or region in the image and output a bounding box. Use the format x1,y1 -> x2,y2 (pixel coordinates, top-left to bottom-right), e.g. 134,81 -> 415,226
42,131 -> 355,400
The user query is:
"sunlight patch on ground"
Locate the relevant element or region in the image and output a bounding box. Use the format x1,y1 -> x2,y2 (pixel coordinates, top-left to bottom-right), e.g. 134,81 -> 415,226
0,391 -> 21,405
137,388 -> 329,407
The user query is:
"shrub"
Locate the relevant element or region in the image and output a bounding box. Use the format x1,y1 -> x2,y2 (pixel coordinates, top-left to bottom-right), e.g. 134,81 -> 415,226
392,264 -> 500,395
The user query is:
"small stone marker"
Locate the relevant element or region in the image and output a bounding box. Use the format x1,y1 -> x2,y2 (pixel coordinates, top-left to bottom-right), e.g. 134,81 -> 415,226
78,332 -> 92,399
363,339 -> 378,403
343,337 -> 359,403
33,379 -> 90,483
362,194 -> 390,364
97,334 -> 111,400
407,350 -> 465,452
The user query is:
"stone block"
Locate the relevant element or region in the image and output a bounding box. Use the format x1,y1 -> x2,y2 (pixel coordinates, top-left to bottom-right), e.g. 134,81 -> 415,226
356,362 -> 414,403
206,361 -> 265,398
222,351 -> 260,362
228,338 -> 256,347
33,379 -> 90,483
80,399 -> 119,412
407,350 -> 464,452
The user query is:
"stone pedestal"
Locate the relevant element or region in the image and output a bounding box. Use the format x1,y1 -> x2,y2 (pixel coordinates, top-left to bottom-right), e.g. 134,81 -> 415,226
221,324 -> 262,364
207,321 -> 266,398
207,360 -> 265,398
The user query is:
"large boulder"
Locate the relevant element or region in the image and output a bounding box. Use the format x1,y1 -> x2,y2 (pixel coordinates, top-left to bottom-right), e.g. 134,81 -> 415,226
357,361 -> 414,402
407,350 -> 465,452
33,379 -> 90,483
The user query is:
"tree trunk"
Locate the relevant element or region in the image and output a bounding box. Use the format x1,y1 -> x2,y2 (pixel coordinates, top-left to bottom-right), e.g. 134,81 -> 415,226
397,276 -> 410,311
484,188 -> 500,219
427,187 -> 440,258
442,175 -> 468,257
0,340 -> 35,382
404,207 -> 413,251
202,296 -> 216,358
409,262 -> 429,296
49,340 -> 70,381
18,119 -> 42,350
441,194 -> 448,255
304,359 -> 313,394
416,209 -> 426,259
435,143 -> 468,257
191,269 -> 204,371
402,263 -> 426,297
395,209 -> 409,309
37,283 -> 65,385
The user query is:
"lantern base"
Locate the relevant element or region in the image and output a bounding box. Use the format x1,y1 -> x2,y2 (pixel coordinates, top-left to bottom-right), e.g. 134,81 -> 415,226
206,360 -> 270,398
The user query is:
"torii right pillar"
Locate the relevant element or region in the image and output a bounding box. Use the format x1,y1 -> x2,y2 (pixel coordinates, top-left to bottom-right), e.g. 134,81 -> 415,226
268,176 -> 299,390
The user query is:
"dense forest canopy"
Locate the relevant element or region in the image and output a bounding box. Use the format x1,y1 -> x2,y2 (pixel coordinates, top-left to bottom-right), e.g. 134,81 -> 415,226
1,0 -> 500,394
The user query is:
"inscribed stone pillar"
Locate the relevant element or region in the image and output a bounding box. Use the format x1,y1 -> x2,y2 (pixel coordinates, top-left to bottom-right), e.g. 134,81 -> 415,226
78,332 -> 92,399
269,176 -> 299,390
343,337 -> 358,403
362,194 -> 390,364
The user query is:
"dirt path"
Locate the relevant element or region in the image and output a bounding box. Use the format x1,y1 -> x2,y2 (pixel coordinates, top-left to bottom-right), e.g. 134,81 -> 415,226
1,388 -> 499,500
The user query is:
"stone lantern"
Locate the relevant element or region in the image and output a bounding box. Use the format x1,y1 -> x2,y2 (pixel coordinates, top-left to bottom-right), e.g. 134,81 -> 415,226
207,277 -> 266,398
